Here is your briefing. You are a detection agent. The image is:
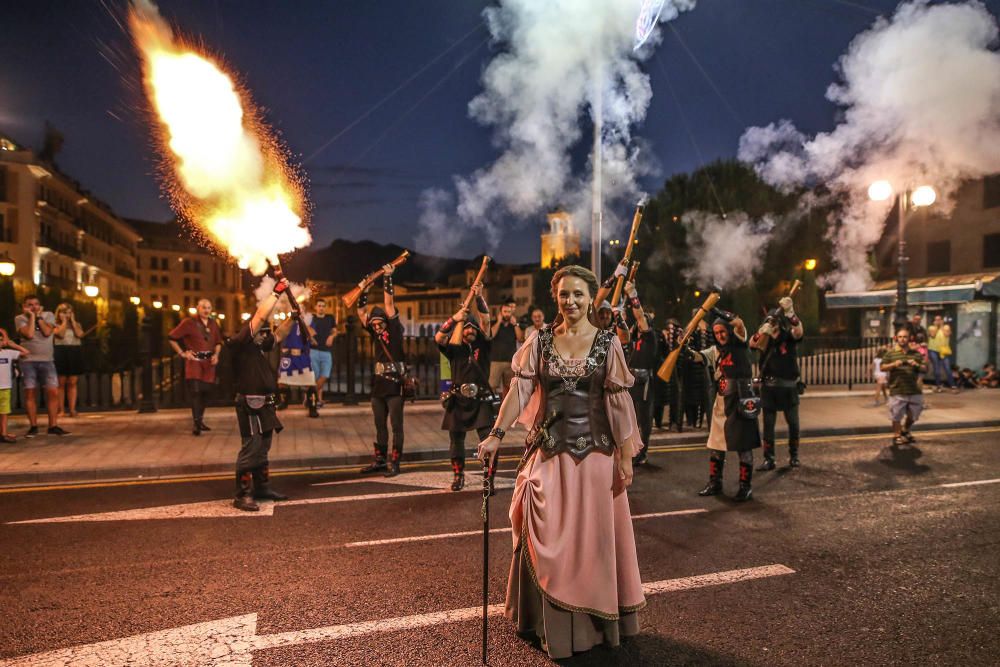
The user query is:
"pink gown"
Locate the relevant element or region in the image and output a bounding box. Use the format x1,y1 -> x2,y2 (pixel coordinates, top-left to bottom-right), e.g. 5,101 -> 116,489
504,329 -> 646,659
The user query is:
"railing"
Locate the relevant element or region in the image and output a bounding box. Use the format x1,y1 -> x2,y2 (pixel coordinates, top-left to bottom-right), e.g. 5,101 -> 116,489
756,336 -> 891,389
37,234 -> 81,259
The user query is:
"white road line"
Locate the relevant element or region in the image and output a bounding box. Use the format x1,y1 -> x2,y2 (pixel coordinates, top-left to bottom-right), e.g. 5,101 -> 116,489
938,477 -> 1000,488
312,470 -> 515,491
7,489 -> 450,525
344,509 -> 708,547
0,563 -> 794,665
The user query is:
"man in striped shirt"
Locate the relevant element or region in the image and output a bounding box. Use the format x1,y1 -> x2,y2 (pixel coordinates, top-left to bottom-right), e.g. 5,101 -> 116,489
881,328 -> 928,448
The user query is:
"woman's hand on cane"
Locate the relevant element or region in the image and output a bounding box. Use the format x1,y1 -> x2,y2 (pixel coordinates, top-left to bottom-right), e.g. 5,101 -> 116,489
477,435 -> 501,469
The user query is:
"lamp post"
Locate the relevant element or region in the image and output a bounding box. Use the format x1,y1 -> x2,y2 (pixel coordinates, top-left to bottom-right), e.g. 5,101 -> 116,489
868,181 -> 936,331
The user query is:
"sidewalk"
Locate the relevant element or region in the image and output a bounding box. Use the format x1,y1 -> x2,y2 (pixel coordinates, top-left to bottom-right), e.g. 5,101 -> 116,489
1,388 -> 998,486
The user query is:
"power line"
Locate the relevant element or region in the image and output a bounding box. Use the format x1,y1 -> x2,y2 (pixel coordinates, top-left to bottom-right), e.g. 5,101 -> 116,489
654,50 -> 728,219
304,19 -> 486,165
666,22 -> 744,129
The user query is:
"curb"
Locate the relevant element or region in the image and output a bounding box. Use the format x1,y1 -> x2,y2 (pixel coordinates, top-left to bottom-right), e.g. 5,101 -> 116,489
1,419 -> 999,489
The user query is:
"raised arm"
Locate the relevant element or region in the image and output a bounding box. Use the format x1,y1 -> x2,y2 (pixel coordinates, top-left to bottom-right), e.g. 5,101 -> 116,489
624,281 -> 649,333
594,259 -> 628,309
434,308 -> 466,346
382,264 -> 396,318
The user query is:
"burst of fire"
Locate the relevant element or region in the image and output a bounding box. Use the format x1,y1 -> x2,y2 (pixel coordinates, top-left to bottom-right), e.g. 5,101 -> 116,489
128,0 -> 310,275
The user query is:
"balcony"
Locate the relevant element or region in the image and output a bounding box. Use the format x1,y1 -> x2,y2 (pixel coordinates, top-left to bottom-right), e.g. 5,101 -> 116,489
115,265 -> 136,280
37,234 -> 81,259
38,274 -> 77,292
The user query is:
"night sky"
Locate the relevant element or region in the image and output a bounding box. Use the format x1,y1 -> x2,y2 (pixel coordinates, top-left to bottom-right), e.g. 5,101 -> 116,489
4,0 -> 997,263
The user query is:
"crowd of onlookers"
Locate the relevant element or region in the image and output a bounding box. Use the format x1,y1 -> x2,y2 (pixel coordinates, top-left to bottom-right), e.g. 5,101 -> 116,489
871,312 -> 998,405
0,294 -> 97,442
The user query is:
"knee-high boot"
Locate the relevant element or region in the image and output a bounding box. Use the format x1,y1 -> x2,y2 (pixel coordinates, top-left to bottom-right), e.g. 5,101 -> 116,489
734,461 -> 753,502
757,441 -> 776,471
698,456 -> 724,496
789,438 -> 800,467
233,471 -> 259,512
450,458 -> 465,492
252,466 -> 289,501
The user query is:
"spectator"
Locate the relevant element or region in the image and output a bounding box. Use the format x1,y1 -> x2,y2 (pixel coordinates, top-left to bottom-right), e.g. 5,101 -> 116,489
882,328 -> 927,449
872,346 -> 889,406
309,298 -> 337,407
978,363 -> 999,388
525,307 -> 546,336
489,297 -> 523,398
53,303 -> 95,417
15,295 -> 69,437
957,368 -> 979,389
168,298 -> 223,435
927,315 -> 958,394
0,328 -> 29,443
906,313 -> 927,341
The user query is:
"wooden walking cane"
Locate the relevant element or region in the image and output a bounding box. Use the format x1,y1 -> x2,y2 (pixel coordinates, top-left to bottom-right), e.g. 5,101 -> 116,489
341,249 -> 410,308
450,255 -> 491,346
656,291 -> 722,382
481,455 -> 491,665
609,204 -> 645,306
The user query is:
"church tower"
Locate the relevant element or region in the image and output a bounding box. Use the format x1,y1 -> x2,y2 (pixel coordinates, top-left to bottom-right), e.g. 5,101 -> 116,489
540,210 -> 580,268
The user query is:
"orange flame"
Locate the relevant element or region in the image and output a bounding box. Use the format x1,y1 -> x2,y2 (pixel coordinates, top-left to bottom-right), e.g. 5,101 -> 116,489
129,0 -> 310,275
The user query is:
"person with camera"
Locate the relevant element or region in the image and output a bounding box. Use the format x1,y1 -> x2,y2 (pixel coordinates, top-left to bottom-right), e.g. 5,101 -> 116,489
168,298 -> 223,435
751,296 -> 805,470
436,285 -> 493,491
882,328 -> 928,450
489,297 -> 523,399
357,263 -> 407,477
686,308 -> 761,502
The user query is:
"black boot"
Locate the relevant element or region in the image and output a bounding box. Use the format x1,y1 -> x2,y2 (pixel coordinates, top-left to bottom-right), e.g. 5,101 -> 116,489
360,447 -> 388,474
233,472 -> 259,512
450,459 -> 465,492
192,420 -> 201,436
384,455 -> 401,478
252,466 -> 289,501
698,457 -> 724,496
306,389 -> 319,419
276,388 -> 289,411
757,441 -> 776,471
196,420 -> 211,432
789,439 -> 800,467
733,462 -> 753,502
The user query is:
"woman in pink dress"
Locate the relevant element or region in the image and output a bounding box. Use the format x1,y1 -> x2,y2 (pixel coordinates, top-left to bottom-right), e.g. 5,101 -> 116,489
478,265 -> 645,659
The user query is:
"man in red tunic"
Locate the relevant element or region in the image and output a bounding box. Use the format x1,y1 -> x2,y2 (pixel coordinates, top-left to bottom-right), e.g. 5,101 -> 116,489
169,298 -> 223,435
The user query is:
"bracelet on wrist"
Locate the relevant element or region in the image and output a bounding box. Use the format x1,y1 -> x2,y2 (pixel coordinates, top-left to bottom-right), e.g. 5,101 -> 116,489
489,427 -> 506,440
440,317 -> 455,334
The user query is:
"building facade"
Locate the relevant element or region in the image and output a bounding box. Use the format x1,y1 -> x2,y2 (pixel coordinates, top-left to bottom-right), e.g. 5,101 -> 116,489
826,175 -> 1000,368
540,210 -> 580,268
0,135 -> 140,321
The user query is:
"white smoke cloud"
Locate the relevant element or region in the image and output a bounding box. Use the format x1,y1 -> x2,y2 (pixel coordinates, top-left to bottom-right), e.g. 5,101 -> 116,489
418,0 -> 696,256
739,0 -> 1000,292
254,276 -> 311,313
682,211 -> 775,289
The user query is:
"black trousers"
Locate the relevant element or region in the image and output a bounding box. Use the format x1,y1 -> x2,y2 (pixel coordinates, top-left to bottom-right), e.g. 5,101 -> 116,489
449,426 -> 491,471
629,376 -> 654,455
187,379 -> 212,422
762,404 -> 800,446
711,450 -> 753,465
372,394 -> 404,459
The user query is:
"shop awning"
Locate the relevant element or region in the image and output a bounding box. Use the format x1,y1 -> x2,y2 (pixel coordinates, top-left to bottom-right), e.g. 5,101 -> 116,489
825,272 -> 1000,309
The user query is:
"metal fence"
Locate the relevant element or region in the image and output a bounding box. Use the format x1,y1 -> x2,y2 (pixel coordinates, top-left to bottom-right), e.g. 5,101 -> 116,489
7,334 -> 895,414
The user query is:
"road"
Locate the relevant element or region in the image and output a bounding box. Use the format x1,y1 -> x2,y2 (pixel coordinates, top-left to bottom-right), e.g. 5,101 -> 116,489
1,427 -> 998,666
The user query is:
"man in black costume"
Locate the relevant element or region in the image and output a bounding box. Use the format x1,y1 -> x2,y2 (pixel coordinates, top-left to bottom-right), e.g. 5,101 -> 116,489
688,309 -> 761,502
752,295 -> 804,469
358,264 -> 407,477
435,285 -> 493,491
228,277 -> 291,512
623,281 -> 657,466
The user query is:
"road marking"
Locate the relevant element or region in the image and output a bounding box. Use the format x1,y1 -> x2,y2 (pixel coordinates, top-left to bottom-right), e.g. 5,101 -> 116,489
343,509 -> 709,547
312,470 -> 515,491
938,477 -> 1000,488
3,425 -> 998,494
0,564 -> 794,666
7,489 -> 450,525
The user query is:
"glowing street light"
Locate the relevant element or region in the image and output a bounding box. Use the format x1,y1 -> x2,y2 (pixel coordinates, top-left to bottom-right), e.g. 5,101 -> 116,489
867,180 -> 893,202
171,304 -> 181,312
129,296 -> 141,305
217,313 -> 226,320
83,284 -> 99,298
0,253 -> 15,277
187,307 -> 197,315
240,312 -> 251,321
804,258 -> 817,271
911,185 -> 937,207
152,300 -> 163,309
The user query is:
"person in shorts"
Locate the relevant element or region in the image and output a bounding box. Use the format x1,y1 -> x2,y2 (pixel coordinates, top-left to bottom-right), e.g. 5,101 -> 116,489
309,298 -> 337,408
15,295 -> 68,437
0,328 -> 30,443
882,329 -> 927,448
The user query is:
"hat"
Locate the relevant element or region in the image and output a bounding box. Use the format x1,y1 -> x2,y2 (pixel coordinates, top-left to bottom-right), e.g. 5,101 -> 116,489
368,306 -> 388,324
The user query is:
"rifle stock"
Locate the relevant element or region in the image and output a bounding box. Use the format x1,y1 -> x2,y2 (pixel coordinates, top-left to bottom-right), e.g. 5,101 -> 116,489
656,291 -> 721,382
342,250 -> 410,308
610,204 -> 644,306
449,256 -> 491,345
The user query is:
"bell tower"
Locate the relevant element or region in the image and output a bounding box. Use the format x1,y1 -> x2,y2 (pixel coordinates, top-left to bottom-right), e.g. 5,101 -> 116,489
540,210 -> 580,268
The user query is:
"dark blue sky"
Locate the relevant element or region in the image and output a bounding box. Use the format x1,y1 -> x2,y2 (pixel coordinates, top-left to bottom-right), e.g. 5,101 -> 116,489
4,0 -> 996,262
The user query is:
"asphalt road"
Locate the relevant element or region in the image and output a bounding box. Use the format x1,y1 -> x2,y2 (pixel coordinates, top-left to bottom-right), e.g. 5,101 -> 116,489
1,427 -> 999,666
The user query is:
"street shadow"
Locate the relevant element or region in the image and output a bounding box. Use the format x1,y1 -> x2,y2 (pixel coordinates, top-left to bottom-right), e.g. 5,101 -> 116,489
552,632 -> 751,666
861,444 -> 931,475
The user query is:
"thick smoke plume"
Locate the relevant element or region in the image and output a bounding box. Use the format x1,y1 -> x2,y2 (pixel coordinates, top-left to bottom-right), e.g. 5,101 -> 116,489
254,276 -> 311,313
417,0 -> 696,256
682,211 -> 775,289
739,0 -> 1000,292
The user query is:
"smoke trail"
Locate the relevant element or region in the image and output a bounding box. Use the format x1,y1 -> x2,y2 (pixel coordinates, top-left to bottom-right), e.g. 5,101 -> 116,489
416,0 -> 696,256
682,211 -> 775,289
254,276 -> 311,312
739,0 -> 1000,292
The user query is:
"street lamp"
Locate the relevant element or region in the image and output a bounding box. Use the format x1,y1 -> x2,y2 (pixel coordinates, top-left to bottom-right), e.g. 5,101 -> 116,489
152,300 -> 163,309
0,253 -> 15,277
187,307 -> 197,316
868,181 -> 937,330
129,296 -> 141,306
171,304 -> 181,312
804,258 -> 817,271
83,284 -> 99,298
